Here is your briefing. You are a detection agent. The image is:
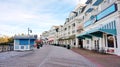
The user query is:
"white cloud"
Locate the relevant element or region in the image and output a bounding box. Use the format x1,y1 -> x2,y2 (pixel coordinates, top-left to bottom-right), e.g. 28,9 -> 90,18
0,0 -> 87,36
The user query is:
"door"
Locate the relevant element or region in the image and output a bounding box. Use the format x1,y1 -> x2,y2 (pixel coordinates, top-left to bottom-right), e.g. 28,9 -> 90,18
79,39 -> 83,48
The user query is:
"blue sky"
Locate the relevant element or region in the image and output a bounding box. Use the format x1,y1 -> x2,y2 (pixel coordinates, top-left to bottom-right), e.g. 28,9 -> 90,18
0,0 -> 87,36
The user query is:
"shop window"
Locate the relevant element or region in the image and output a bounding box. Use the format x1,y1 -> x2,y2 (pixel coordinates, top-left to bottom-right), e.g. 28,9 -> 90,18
107,35 -> 114,47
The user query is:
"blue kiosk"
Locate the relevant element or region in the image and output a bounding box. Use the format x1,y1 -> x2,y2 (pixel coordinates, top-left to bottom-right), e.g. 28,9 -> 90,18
14,35 -> 37,51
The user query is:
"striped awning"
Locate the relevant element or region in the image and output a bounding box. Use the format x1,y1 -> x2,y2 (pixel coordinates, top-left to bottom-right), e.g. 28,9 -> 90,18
96,20 -> 116,35
77,20 -> 117,38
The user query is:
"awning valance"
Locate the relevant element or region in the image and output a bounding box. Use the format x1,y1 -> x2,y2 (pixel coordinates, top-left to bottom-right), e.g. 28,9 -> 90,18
77,32 -> 92,39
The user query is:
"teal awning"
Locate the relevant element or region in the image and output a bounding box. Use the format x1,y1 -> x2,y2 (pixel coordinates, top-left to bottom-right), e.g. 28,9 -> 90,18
77,20 -> 117,39
77,36 -> 85,39
77,32 -> 92,39
93,0 -> 103,6
83,35 -> 92,39
89,20 -> 117,36
89,31 -> 103,37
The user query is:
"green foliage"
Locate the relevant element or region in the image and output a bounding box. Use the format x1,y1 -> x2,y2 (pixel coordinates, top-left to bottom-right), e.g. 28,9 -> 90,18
0,36 -> 14,45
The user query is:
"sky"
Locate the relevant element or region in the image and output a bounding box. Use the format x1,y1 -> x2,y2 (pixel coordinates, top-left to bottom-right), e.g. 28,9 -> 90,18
0,0 -> 87,36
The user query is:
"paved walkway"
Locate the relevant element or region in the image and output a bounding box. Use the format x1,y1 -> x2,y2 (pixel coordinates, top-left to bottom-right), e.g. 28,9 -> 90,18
71,48 -> 120,67
0,45 -> 97,67
0,51 -> 32,60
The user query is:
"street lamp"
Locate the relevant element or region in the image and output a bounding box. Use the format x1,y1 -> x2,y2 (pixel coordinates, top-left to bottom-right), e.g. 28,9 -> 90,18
28,28 -> 32,50
28,28 -> 32,35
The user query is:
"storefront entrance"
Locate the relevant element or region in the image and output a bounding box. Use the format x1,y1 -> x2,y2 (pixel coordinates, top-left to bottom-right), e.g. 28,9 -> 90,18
94,39 -> 99,51
107,35 -> 114,47
78,39 -> 83,48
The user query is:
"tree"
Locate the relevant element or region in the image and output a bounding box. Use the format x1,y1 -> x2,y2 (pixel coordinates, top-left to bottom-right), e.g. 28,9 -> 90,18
8,37 -> 14,43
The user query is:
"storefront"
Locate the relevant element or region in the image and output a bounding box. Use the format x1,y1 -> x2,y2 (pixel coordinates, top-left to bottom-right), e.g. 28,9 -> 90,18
14,35 -> 36,51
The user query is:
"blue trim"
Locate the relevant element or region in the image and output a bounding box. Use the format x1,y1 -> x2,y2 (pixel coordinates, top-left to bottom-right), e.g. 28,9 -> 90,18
90,15 -> 96,20
86,0 -> 92,4
96,4 -> 117,21
86,8 -> 94,13
30,39 -> 35,45
84,19 -> 95,27
19,39 -> 29,45
93,0 -> 103,6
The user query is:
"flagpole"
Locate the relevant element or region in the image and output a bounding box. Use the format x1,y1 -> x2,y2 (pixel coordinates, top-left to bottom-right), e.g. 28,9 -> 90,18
28,27 -> 30,50
28,27 -> 33,50
28,28 -> 29,35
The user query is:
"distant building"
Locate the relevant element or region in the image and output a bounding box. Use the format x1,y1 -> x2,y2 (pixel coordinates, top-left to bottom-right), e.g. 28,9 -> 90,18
41,0 -> 120,56
14,35 -> 37,51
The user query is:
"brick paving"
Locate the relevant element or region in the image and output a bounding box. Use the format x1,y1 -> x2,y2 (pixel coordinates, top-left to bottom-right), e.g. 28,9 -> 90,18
71,48 -> 120,67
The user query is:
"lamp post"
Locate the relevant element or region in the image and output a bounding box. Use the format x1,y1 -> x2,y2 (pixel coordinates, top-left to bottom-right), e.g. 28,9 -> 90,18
28,28 -> 32,35
28,28 -> 32,50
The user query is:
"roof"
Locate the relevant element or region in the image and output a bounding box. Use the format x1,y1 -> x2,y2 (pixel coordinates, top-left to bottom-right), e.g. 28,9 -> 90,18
14,35 -> 37,39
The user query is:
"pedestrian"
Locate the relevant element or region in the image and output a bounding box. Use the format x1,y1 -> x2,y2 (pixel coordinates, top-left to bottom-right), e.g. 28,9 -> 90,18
37,44 -> 40,49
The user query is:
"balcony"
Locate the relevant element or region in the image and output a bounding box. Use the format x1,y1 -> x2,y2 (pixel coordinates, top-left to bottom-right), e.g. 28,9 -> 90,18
85,8 -> 94,13
92,0 -> 103,6
83,16 -> 96,28
86,0 -> 92,4
96,4 -> 117,21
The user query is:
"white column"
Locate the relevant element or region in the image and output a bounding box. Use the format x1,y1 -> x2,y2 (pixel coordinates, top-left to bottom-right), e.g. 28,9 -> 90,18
116,16 -> 120,56
70,39 -> 73,47
75,38 -> 79,47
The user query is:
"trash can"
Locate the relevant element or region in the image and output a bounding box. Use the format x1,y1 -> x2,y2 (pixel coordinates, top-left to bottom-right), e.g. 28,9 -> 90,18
67,45 -> 70,49
40,44 -> 43,47
37,45 -> 40,49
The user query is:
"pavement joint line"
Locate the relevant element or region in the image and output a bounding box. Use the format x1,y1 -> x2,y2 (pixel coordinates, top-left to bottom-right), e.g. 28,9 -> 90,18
38,46 -> 52,67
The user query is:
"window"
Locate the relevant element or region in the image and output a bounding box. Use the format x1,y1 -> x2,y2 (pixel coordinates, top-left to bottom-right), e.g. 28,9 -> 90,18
96,4 -> 117,21
84,20 -> 94,27
64,28 -> 67,31
83,16 -> 84,20
72,23 -> 75,27
19,39 -> 29,45
107,35 -> 114,47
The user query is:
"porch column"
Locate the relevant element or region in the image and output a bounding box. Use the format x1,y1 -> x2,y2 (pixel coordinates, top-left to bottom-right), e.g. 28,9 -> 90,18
75,38 -> 79,47
116,15 -> 120,56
